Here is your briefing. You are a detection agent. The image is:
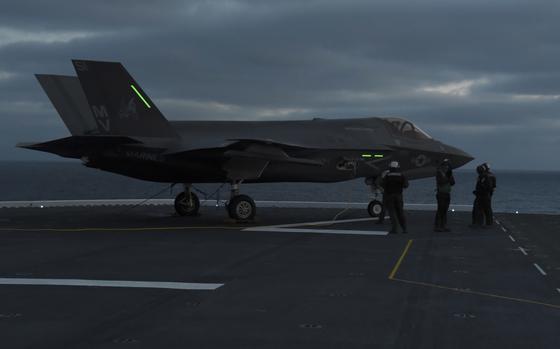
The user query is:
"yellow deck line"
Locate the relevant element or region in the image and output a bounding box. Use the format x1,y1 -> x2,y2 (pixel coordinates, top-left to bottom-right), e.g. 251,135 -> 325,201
387,239 -> 560,310
392,277 -> 560,310
388,239 -> 413,279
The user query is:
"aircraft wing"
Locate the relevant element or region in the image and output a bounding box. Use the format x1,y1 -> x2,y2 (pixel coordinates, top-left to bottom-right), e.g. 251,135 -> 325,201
165,139 -> 325,180
166,139 -> 323,166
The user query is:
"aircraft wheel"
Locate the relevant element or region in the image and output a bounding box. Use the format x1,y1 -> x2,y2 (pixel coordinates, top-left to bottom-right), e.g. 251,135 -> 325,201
174,192 -> 200,216
368,200 -> 383,218
228,195 -> 256,221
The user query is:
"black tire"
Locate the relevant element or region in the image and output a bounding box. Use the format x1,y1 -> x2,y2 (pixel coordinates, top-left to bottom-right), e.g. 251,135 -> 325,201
227,195 -> 256,221
174,192 -> 200,216
368,200 -> 383,218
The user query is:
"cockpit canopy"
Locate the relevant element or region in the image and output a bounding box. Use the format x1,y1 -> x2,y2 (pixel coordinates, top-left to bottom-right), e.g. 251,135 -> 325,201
382,117 -> 432,140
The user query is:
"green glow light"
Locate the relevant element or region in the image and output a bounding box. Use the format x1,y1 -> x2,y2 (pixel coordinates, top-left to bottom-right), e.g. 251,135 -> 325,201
361,154 -> 372,158
130,84 -> 151,108
374,154 -> 384,158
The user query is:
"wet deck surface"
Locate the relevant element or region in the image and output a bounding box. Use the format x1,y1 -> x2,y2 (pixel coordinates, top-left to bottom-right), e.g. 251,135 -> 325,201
0,206 -> 558,348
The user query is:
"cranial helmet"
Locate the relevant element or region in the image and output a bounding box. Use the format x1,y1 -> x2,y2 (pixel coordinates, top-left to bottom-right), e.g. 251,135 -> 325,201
389,161 -> 400,169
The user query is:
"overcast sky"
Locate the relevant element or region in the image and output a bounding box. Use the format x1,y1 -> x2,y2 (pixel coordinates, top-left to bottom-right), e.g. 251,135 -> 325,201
1,0 -> 559,170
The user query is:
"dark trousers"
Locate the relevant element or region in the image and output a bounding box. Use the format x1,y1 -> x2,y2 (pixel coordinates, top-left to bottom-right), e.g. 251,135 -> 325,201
472,195 -> 493,225
378,195 -> 386,224
479,195 -> 493,225
435,192 -> 450,229
472,197 -> 483,225
386,194 -> 406,233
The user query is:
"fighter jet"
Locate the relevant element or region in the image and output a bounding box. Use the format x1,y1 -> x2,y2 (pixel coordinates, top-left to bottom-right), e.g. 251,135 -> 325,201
18,60 -> 473,220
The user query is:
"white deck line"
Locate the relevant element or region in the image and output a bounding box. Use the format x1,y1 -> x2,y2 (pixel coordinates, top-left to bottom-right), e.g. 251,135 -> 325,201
0,278 -> 223,290
0,199 -> 473,211
265,217 -> 377,229
243,217 -> 388,236
244,227 -> 388,236
518,246 -> 528,256
533,263 -> 547,276
508,235 -> 516,242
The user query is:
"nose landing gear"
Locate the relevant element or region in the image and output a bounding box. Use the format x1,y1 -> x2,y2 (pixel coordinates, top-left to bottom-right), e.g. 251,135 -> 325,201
365,177 -> 384,218
367,200 -> 384,217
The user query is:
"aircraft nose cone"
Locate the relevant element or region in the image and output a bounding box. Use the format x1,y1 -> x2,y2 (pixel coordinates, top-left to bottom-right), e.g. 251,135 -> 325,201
443,144 -> 474,168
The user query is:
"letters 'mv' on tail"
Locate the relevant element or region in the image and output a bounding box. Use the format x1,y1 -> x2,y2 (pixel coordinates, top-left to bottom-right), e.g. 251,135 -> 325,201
72,60 -> 178,138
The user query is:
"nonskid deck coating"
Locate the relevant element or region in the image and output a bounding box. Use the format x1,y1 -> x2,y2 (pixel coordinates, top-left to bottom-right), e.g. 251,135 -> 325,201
0,206 -> 558,348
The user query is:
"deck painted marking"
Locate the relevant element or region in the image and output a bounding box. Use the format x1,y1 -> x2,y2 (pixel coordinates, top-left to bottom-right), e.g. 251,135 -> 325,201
501,226 -> 507,233
265,217 -> 377,228
0,226 -> 240,232
243,217 -> 387,236
245,227 -> 387,236
533,264 -> 547,276
388,239 -> 414,279
391,277 -> 560,310
386,240 -> 560,310
508,235 -> 516,242
518,246 -> 528,256
0,278 -> 223,290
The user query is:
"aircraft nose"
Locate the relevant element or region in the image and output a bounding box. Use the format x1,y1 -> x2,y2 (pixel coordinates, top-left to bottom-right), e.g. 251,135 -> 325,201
442,144 -> 474,168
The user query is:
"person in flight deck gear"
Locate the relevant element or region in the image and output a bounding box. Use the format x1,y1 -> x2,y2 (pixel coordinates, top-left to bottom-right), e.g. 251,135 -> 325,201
376,169 -> 389,224
434,159 -> 455,232
480,163 -> 496,226
471,165 -> 484,227
381,161 -> 409,234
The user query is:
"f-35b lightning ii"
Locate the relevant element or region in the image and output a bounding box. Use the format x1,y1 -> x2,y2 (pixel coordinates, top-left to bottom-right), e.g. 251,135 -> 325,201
18,60 -> 473,220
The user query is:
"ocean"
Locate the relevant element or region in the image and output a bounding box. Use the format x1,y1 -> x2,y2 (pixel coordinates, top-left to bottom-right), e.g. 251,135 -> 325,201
0,161 -> 558,214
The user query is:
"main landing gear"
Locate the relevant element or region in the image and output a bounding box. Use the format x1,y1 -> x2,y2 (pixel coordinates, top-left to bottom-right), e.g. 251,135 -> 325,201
174,184 -> 200,216
173,182 -> 257,221
226,181 -> 256,221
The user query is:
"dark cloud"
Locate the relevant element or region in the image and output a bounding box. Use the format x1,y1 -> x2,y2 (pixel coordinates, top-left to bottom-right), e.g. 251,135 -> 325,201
1,0 -> 559,169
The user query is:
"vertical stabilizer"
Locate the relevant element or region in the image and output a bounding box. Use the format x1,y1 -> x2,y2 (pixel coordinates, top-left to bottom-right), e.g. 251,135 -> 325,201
36,74 -> 98,135
72,60 -> 178,138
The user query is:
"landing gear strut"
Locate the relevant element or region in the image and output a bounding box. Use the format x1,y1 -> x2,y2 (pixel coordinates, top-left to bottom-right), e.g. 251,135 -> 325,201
174,184 -> 200,216
365,177 -> 384,218
226,181 -> 256,221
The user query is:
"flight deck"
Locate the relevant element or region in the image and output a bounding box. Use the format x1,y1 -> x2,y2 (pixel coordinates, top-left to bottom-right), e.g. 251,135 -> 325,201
0,205 -> 559,348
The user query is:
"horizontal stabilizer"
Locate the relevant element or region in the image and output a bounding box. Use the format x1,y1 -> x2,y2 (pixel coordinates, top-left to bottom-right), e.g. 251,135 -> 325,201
17,136 -> 140,158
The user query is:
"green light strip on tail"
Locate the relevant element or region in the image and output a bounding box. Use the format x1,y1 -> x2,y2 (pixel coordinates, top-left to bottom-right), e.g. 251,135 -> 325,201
130,84 -> 151,109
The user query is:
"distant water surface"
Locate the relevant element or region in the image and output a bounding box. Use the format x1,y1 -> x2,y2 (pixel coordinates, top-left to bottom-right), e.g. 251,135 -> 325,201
0,161 -> 558,214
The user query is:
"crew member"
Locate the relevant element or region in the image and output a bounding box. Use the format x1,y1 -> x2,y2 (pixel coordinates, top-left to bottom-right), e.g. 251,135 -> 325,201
471,165 -> 485,226
480,163 -> 496,226
434,159 -> 455,232
381,161 -> 409,234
